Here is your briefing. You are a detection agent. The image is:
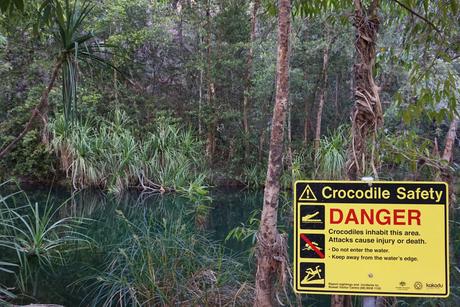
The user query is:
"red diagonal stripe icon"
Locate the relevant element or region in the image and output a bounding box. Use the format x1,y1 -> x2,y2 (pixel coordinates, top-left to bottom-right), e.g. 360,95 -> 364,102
300,234 -> 325,259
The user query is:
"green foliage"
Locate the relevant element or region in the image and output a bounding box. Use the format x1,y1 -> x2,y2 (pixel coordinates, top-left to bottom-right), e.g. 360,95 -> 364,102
0,82 -> 57,181
50,110 -> 206,194
226,209 -> 260,247
180,174 -> 212,228
382,0 -> 460,122
82,209 -> 253,306
396,59 -> 460,123
380,129 -> 449,180
0,181 -> 92,295
0,260 -> 17,302
315,126 -> 348,180
0,0 -> 24,14
37,0 -> 119,124
0,183 -> 19,302
241,164 -> 266,189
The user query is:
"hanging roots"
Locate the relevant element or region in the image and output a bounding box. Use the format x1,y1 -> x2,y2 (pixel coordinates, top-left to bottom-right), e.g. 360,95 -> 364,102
347,4 -> 383,179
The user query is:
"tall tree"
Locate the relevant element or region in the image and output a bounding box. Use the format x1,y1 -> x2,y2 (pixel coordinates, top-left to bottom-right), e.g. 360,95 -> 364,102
345,0 -> 383,180
0,0 -> 115,160
205,0 -> 216,162
254,0 -> 291,305
441,118 -> 458,269
314,30 -> 332,152
242,0 -> 260,159
334,1 -> 382,306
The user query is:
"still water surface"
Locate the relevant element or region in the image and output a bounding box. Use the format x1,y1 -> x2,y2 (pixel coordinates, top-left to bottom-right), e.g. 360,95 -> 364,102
1,186 -> 458,306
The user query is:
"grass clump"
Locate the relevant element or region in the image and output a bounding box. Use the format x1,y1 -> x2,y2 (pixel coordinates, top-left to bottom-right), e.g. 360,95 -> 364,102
0,182 -> 92,296
83,210 -> 253,306
314,125 -> 348,179
50,110 -> 206,194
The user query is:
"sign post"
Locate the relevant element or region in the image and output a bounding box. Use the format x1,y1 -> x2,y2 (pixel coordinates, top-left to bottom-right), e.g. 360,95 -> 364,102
293,181 -> 449,297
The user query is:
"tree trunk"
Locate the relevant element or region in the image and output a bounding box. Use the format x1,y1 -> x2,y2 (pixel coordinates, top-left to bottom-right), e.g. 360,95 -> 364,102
205,0 -> 216,162
243,0 -> 260,159
337,0 -> 383,306
287,98 -> 293,168
441,118 -> 458,166
258,127 -> 266,162
314,38 -> 331,152
303,70 -> 310,144
331,295 -> 352,307
335,73 -> 340,121
303,74 -> 320,145
254,0 -> 291,305
345,0 -> 383,180
198,60 -> 203,135
0,58 -> 63,160
243,1 -> 260,129
438,118 -> 458,268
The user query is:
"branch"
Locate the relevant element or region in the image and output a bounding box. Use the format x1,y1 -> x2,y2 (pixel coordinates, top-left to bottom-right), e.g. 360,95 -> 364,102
369,0 -> 380,15
0,58 -> 63,160
391,0 -> 441,35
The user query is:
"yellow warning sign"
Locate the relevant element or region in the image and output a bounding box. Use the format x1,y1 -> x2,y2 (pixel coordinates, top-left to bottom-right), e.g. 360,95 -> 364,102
299,184 -> 317,201
293,181 -> 449,297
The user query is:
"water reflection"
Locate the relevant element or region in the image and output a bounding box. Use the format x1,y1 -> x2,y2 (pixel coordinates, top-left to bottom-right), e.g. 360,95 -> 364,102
1,186 -> 263,305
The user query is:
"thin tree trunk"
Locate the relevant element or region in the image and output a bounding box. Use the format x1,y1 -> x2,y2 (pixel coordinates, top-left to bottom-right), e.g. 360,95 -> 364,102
254,0 -> 291,305
441,118 -> 458,165
199,63 -> 203,135
205,0 -> 216,162
303,70 -> 310,144
335,73 -> 340,121
314,38 -> 331,152
258,101 -> 269,163
243,0 -> 260,158
287,98 -> 293,168
438,118 -> 458,268
0,58 -> 63,160
258,127 -> 266,162
304,75 -> 320,145
175,1 -> 184,53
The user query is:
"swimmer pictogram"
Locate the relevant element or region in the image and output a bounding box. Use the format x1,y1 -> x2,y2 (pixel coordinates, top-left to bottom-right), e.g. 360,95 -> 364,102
302,241 -> 322,251
300,233 -> 325,259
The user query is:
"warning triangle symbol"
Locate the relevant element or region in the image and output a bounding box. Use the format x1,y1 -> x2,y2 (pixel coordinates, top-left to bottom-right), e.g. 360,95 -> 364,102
299,185 -> 317,201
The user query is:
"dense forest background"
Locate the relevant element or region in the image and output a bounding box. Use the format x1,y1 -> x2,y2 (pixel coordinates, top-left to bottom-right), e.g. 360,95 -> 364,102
0,0 -> 459,306
1,0 -> 458,187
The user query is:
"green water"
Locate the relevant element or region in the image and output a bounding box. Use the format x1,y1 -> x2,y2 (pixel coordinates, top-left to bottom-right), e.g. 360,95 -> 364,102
1,187 -> 265,305
1,186 -> 459,306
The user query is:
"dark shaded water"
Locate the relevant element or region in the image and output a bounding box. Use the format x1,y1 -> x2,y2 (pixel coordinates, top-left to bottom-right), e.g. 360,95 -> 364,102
1,185 -> 459,306
1,187 -> 266,305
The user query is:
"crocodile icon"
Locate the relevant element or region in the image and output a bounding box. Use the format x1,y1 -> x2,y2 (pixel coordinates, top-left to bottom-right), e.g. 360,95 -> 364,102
301,211 -> 322,224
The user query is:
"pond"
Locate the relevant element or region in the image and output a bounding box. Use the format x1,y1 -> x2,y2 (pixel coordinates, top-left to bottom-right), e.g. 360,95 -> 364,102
1,185 -> 458,306
1,186 -> 267,305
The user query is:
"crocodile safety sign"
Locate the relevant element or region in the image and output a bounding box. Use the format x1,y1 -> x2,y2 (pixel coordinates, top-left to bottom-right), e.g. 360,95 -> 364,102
293,181 -> 449,297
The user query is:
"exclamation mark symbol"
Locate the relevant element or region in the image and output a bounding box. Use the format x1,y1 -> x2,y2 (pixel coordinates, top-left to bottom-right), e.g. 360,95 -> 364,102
299,185 -> 317,201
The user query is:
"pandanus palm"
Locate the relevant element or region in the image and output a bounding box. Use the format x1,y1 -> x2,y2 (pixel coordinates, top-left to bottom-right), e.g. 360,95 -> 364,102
0,0 -> 118,159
